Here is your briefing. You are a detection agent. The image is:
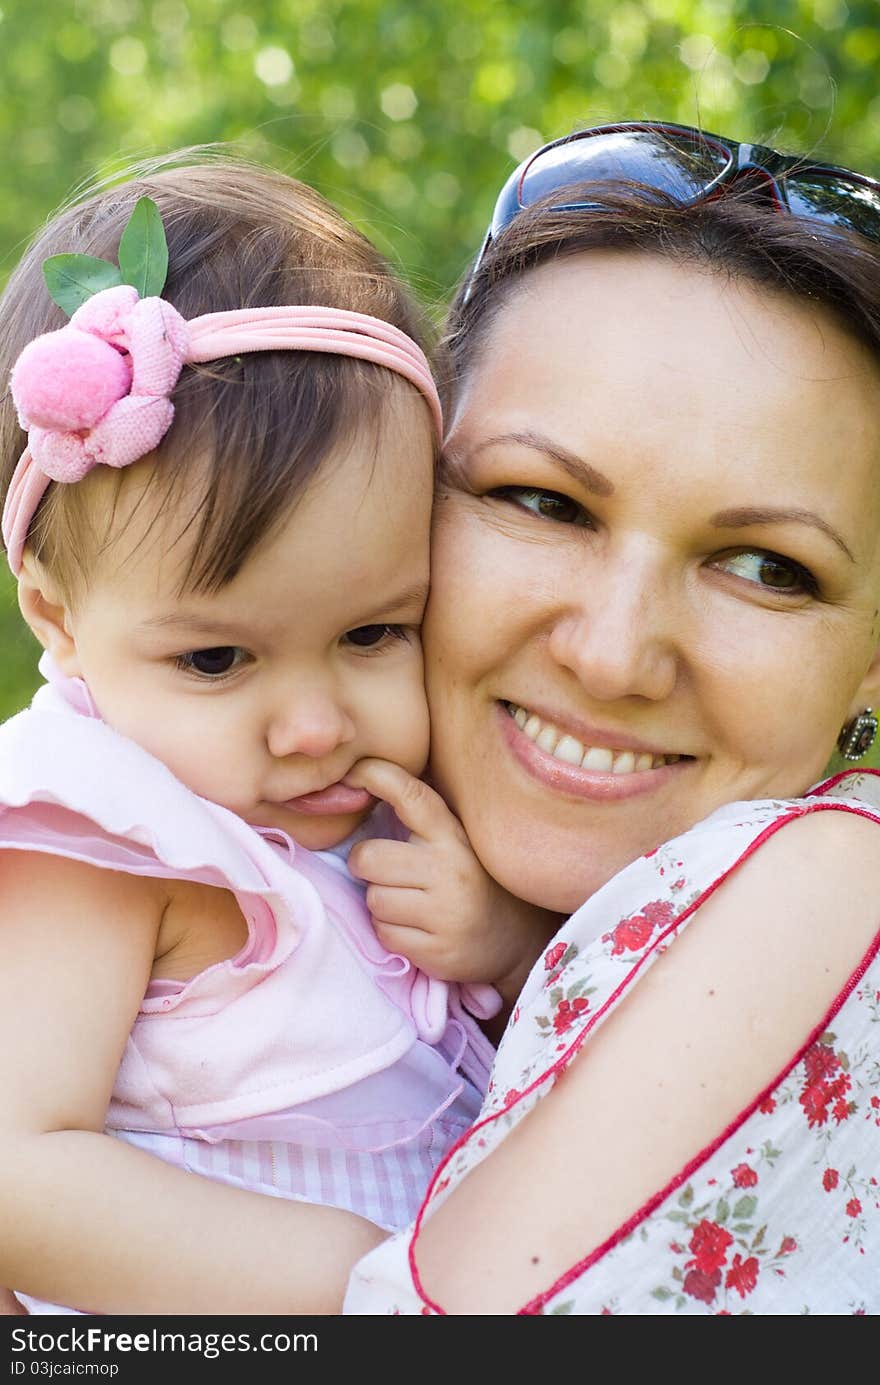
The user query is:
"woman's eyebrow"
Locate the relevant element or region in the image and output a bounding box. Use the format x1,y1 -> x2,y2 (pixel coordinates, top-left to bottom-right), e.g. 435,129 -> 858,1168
710,506 -> 855,561
461,429 -> 615,496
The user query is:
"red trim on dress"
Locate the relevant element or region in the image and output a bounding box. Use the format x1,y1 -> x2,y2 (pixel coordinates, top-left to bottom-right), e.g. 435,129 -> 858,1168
407,798 -> 880,1316
809,766 -> 880,797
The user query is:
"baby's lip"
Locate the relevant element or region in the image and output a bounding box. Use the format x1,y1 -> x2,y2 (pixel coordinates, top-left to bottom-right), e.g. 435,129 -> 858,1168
279,783 -> 374,816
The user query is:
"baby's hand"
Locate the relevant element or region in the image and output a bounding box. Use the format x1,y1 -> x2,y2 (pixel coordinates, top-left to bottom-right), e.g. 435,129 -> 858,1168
345,759 -> 560,1001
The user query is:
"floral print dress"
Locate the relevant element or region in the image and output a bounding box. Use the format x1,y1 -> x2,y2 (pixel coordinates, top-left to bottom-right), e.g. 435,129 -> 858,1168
344,771 -> 880,1315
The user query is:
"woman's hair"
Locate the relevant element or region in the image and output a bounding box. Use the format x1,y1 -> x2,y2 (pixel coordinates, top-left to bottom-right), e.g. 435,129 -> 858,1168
443,179 -> 880,400
0,153 -> 436,595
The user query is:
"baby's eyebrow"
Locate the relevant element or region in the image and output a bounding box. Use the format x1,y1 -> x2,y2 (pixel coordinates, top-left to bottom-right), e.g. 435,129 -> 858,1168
353,581 -> 430,624
135,613 -> 249,639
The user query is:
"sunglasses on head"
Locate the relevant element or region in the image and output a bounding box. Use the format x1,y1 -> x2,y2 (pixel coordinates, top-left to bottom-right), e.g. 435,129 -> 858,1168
466,120 -> 880,295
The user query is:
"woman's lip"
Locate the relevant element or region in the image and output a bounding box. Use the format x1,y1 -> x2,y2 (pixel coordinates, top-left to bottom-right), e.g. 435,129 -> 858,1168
497,702 -> 691,801
502,699 -> 678,758
279,784 -> 375,816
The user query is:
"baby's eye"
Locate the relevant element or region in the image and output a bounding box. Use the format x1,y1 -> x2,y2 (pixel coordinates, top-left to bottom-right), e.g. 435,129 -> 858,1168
714,550 -> 817,595
343,624 -> 410,650
490,486 -> 591,526
176,646 -> 247,677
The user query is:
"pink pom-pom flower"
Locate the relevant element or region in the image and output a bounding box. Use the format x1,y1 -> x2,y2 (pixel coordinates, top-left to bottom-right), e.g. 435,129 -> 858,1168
8,285 -> 188,484
11,330 -> 133,433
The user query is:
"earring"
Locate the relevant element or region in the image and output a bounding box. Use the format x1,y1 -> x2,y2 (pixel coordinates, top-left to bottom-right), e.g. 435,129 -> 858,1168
837,708 -> 878,761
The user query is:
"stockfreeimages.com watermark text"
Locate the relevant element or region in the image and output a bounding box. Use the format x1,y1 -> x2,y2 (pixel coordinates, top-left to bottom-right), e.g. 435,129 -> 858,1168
9,1325 -> 316,1366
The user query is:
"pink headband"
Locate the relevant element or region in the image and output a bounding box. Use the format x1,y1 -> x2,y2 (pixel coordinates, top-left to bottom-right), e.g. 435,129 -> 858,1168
2,284 -> 443,575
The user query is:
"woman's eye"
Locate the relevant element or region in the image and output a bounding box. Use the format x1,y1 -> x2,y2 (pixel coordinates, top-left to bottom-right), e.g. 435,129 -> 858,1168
490,486 -> 590,526
343,623 -> 409,650
715,550 -> 817,595
176,646 -> 246,677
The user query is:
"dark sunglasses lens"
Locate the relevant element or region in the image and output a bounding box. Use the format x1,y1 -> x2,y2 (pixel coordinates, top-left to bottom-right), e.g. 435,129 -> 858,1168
785,174 -> 880,241
518,129 -> 730,211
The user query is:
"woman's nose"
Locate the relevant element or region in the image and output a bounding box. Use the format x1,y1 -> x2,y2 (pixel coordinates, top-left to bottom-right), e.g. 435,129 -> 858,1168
266,691 -> 357,760
547,557 -> 679,703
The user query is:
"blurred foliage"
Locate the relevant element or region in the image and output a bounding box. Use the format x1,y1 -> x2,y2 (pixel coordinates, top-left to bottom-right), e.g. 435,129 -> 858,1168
1,0 -> 879,773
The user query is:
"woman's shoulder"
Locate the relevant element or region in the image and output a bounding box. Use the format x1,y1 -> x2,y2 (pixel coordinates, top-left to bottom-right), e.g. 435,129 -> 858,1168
691,775 -> 880,956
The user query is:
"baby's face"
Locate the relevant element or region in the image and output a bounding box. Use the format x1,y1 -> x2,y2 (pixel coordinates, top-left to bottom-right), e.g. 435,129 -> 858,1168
59,396 -> 433,849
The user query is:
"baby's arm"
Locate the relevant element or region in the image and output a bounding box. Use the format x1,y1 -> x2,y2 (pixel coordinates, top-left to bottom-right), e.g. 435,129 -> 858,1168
345,759 -> 562,1015
0,849 -> 383,1316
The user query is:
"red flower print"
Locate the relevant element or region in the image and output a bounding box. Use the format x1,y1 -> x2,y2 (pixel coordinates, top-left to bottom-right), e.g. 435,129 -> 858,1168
778,1236 -> 797,1256
504,1088 -> 522,1107
641,899 -> 677,927
605,900 -> 676,955
683,1267 -> 722,1304
823,1168 -> 839,1192
687,1220 -> 734,1275
799,1055 -> 852,1130
544,942 -> 566,972
731,1163 -> 758,1189
846,1198 -> 862,1218
758,1097 -> 776,1114
870,1096 -> 880,1110
553,996 -> 589,1035
803,1043 -> 840,1084
725,1254 -> 760,1299
799,1082 -> 830,1128
607,915 -> 654,955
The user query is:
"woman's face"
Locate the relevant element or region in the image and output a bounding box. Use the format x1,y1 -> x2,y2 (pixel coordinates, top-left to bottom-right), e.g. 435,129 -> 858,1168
425,252 -> 880,913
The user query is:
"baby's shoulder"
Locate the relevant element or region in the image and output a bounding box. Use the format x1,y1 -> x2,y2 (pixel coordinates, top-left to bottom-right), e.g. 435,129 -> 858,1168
0,844 -> 168,948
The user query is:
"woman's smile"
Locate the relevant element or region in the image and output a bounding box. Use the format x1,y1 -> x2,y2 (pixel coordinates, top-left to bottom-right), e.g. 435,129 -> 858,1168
499,700 -> 688,799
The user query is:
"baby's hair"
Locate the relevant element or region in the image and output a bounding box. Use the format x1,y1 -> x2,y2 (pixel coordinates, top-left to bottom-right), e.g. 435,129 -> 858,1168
0,151 -> 437,596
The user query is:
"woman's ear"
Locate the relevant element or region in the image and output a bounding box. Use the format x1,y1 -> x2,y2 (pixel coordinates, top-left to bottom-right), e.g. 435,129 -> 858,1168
17,550 -> 82,677
842,631 -> 880,754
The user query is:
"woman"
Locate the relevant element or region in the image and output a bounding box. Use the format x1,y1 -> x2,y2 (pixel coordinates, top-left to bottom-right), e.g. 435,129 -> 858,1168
344,123 -> 880,1314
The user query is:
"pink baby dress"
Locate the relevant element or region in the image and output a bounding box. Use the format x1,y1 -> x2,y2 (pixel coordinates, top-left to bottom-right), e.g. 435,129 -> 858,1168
1,657 -> 498,1314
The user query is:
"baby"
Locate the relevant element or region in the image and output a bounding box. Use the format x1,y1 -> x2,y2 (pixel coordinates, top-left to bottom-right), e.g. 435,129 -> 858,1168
0,157 -> 551,1315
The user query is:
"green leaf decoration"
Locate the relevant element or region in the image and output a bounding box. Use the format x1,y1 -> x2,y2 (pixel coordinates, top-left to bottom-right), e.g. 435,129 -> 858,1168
43,254 -> 123,317
732,1195 -> 758,1220
118,196 -> 169,298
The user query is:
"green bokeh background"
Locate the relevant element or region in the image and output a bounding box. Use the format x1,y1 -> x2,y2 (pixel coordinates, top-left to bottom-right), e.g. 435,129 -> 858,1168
1,0 -> 879,774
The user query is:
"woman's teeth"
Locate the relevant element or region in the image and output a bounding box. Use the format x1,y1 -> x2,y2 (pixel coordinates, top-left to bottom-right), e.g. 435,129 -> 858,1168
506,703 -> 681,774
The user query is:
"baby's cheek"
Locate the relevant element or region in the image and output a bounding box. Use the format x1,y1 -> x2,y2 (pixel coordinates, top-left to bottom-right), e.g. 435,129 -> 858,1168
389,678 -> 431,776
